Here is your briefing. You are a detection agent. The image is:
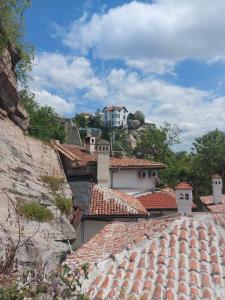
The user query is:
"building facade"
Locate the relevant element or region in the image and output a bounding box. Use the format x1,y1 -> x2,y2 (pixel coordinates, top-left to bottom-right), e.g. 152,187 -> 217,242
102,106 -> 128,128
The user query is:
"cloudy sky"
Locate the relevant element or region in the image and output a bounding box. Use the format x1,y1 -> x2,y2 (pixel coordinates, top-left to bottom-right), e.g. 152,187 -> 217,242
25,0 -> 225,150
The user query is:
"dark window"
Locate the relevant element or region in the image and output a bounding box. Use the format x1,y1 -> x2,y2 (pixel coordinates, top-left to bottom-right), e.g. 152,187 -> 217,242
180,193 -> 184,200
185,194 -> 189,200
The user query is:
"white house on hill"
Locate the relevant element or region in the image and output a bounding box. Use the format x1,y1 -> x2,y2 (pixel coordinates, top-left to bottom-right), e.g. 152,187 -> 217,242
102,106 -> 128,128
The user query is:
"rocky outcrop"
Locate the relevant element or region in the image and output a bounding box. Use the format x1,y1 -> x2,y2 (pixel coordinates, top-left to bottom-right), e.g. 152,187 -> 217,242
0,46 -> 29,130
0,117 -> 76,271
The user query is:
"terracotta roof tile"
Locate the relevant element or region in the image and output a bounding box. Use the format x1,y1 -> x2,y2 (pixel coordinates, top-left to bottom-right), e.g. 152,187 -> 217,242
137,189 -> 196,210
89,185 -> 148,215
200,195 -> 225,212
60,144 -> 165,169
65,213 -> 225,299
175,182 -> 193,190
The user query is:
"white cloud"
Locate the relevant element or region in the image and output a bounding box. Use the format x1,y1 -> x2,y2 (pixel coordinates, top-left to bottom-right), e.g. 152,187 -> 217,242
29,52 -> 225,149
62,0 -> 225,73
104,68 -> 225,148
33,89 -> 75,115
31,52 -> 103,92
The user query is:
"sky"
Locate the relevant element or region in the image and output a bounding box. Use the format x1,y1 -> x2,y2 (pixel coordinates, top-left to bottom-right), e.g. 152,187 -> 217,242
25,0 -> 225,150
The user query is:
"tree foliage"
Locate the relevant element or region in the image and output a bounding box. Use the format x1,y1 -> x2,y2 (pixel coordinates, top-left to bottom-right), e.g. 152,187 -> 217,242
135,122 -> 181,162
191,129 -> 225,197
73,114 -> 88,129
134,110 -> 145,124
20,89 -> 65,143
89,109 -> 103,129
0,0 -> 33,85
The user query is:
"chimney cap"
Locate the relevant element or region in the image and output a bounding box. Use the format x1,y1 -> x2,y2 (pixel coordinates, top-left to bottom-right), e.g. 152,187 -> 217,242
175,182 -> 193,190
97,139 -> 110,146
212,174 -> 222,180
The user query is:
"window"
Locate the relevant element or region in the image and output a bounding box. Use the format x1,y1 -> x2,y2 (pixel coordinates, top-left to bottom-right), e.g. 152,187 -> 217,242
123,115 -> 126,120
185,194 -> 189,200
118,121 -> 120,125
179,193 -> 184,200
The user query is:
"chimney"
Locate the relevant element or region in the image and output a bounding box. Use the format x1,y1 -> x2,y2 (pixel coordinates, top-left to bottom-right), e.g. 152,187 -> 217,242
212,174 -> 222,204
175,182 -> 193,215
97,140 -> 110,188
85,136 -> 96,155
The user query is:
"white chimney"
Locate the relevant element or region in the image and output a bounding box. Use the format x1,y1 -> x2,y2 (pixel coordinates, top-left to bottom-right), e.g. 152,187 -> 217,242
85,136 -> 96,155
212,174 -> 222,204
97,140 -> 110,188
175,182 -> 193,215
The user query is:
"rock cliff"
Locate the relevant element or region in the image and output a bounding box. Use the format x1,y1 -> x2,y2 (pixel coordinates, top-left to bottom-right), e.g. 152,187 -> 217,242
0,47 -> 76,271
0,46 -> 30,130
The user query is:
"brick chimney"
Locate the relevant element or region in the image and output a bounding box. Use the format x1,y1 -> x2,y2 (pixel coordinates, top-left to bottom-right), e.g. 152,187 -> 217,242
97,140 -> 110,188
212,174 -> 222,204
175,182 -> 193,215
85,136 -> 96,155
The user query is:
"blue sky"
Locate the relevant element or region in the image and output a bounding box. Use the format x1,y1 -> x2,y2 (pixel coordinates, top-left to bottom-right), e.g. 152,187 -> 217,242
25,0 -> 225,149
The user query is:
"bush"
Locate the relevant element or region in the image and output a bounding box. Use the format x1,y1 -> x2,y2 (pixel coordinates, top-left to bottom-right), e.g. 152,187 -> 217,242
55,195 -> 72,215
40,176 -> 64,191
17,202 -> 54,222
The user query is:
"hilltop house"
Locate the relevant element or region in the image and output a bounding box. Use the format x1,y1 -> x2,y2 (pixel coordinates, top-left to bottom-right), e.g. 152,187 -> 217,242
102,105 -> 128,128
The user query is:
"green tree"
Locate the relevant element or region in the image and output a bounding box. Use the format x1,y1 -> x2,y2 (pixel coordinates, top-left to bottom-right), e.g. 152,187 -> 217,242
73,114 -> 88,128
160,151 -> 194,188
135,122 -> 181,162
20,89 -> 65,143
134,110 -> 145,124
191,129 -> 225,197
89,109 -> 103,128
0,0 -> 33,85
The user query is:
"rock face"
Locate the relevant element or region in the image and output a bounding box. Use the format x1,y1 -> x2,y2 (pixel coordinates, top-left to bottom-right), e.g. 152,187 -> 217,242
0,46 -> 30,130
0,117 -> 76,271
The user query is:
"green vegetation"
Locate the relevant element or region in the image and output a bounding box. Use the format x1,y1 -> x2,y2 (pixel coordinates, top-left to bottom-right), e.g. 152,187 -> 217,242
20,89 -> 66,143
135,122 -> 181,161
40,175 -> 64,192
55,195 -> 72,215
17,202 -> 54,222
0,0 -> 33,85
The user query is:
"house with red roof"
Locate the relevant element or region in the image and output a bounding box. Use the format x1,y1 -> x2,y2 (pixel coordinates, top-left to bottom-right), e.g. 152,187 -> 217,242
200,174 -> 225,212
53,138 -> 166,195
136,183 -> 196,217
102,105 -> 128,128
72,185 -> 149,248
65,212 -> 225,299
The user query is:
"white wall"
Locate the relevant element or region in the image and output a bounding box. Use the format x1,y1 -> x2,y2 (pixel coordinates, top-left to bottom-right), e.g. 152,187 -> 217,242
110,169 -> 156,191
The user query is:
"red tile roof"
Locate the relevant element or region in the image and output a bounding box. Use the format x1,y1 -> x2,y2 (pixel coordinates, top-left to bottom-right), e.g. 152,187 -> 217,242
65,213 -> 225,299
137,189 -> 196,210
60,144 -> 165,169
110,156 -> 165,169
175,182 -> 193,190
89,185 -> 148,216
137,190 -> 177,210
200,195 -> 225,212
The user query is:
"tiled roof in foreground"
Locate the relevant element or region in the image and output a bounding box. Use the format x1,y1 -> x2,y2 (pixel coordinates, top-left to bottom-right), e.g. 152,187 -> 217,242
89,185 -> 148,216
65,213 -> 225,300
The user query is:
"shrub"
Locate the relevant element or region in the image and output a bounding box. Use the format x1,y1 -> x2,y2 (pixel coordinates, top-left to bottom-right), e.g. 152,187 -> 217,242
17,202 -> 54,222
40,176 -> 64,191
55,195 -> 72,215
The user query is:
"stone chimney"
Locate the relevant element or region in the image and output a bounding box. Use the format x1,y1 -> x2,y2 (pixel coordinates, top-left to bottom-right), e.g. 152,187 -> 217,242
175,182 -> 193,215
212,174 -> 222,204
97,140 -> 110,188
85,136 -> 96,155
